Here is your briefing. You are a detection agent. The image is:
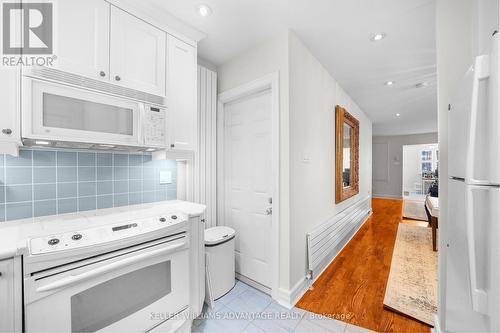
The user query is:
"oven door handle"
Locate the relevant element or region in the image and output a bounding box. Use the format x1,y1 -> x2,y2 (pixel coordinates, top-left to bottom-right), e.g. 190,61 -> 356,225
36,241 -> 186,293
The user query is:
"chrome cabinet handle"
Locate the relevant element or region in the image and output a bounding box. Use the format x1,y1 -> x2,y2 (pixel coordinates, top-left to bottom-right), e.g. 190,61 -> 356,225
2,128 -> 12,135
170,144 -> 175,148
115,75 -> 121,81
99,71 -> 106,77
266,207 -> 273,215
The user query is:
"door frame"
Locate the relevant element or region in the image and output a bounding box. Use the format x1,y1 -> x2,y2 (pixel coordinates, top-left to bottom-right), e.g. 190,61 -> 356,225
217,72 -> 280,299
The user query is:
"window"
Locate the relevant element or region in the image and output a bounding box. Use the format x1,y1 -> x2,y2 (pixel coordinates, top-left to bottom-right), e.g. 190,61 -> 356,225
422,162 -> 432,172
421,150 -> 432,161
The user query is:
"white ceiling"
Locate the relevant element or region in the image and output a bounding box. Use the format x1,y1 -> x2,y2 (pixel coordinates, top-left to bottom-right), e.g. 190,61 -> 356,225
144,0 -> 437,136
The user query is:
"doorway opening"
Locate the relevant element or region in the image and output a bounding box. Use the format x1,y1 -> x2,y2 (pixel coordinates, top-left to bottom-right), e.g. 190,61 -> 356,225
402,143 -> 439,220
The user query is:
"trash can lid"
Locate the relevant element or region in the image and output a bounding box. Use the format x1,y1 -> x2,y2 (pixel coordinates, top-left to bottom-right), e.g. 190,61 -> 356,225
205,226 -> 236,245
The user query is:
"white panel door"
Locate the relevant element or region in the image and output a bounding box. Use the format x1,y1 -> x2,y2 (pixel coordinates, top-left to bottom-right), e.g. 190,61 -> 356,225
54,0 -> 110,80
223,89 -> 273,288
110,6 -> 166,96
167,35 -> 197,151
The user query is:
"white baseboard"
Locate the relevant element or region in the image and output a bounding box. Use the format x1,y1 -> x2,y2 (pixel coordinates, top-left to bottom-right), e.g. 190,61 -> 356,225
275,278 -> 309,309
236,273 -> 271,295
372,193 -> 402,199
432,315 -> 441,333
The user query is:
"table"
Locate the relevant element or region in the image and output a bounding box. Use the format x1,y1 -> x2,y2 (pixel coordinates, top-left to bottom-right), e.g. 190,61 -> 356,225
425,196 -> 439,251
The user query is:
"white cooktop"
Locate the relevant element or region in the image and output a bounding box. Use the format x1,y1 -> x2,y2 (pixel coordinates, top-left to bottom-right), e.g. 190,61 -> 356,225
0,200 -> 206,260
29,212 -> 186,255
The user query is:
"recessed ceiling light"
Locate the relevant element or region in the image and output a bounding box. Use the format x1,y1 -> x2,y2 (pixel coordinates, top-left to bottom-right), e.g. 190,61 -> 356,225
385,81 -> 395,86
415,82 -> 429,88
35,140 -> 50,145
197,4 -> 212,17
396,113 -> 401,117
371,33 -> 386,42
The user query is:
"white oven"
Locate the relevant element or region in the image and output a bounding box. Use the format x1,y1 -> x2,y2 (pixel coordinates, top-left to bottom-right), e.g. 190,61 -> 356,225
24,234 -> 190,332
22,77 -> 167,149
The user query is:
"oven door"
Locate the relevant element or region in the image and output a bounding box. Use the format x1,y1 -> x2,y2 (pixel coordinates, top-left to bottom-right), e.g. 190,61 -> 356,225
25,237 -> 189,333
22,78 -> 144,146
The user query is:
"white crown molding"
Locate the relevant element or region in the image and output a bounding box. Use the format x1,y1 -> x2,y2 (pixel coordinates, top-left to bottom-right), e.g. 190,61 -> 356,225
106,0 -> 206,45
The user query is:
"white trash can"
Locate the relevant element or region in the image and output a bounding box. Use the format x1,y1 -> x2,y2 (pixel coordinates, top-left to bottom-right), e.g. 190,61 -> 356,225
204,226 -> 236,300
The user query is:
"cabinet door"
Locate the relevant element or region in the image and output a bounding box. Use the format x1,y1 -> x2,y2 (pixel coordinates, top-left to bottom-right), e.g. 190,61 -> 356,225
167,36 -> 197,151
54,0 -> 110,80
0,68 -> 21,155
110,6 -> 166,96
0,258 -> 21,332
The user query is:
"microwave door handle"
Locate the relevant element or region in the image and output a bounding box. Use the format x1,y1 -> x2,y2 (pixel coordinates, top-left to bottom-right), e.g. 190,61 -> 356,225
466,55 -> 490,184
36,241 -> 185,293
465,186 -> 488,314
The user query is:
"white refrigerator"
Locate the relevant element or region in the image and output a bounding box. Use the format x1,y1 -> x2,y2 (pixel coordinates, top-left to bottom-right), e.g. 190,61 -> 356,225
447,33 -> 500,332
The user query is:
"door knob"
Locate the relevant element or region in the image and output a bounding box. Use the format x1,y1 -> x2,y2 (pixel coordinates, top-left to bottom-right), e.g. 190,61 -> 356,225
266,207 -> 273,215
115,75 -> 121,81
2,128 -> 12,135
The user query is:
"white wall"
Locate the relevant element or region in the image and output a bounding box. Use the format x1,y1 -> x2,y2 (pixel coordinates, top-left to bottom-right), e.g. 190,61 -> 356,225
287,32 -> 372,291
217,31 -> 373,305
436,0 -> 475,330
372,133 -> 438,198
402,145 -> 423,194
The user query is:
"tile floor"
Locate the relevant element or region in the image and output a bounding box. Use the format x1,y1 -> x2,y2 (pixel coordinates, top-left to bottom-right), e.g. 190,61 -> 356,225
192,281 -> 375,333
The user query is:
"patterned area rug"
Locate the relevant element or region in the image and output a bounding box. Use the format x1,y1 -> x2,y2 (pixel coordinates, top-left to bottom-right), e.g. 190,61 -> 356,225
383,224 -> 437,326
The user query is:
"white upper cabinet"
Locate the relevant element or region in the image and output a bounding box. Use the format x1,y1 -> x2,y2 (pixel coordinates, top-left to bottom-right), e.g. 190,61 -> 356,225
167,35 -> 197,151
0,69 -> 21,156
55,0 -> 110,80
110,6 -> 166,96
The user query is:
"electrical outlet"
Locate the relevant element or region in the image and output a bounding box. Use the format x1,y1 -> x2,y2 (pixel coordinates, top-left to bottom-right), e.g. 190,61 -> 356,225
159,171 -> 172,184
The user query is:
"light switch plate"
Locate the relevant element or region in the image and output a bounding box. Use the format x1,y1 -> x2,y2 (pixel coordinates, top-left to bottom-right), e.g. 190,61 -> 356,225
159,171 -> 172,184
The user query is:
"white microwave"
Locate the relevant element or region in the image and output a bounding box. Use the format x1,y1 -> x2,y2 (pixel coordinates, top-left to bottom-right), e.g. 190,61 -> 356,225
22,77 -> 167,150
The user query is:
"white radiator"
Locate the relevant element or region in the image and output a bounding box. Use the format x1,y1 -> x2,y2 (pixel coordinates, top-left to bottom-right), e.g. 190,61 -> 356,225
197,66 -> 217,228
306,196 -> 372,279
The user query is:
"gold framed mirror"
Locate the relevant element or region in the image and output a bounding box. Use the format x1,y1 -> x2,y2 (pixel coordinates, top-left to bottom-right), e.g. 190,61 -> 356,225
335,105 -> 359,203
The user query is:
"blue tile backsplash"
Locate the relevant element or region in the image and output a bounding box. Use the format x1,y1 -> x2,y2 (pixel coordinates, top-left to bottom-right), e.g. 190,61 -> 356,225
0,149 -> 177,222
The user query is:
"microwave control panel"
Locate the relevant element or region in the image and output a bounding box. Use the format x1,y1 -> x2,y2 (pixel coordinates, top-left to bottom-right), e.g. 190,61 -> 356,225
143,105 -> 167,147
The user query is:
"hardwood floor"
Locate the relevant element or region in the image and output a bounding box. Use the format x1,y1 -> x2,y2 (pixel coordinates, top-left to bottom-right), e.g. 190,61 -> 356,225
296,198 -> 432,333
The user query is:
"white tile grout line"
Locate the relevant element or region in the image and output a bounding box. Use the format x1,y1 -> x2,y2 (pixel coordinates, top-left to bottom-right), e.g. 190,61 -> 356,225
3,154 -> 5,222
30,150 -> 34,219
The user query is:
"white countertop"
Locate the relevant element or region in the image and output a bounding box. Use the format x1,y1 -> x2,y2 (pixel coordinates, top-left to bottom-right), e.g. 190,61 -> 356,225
0,200 -> 206,260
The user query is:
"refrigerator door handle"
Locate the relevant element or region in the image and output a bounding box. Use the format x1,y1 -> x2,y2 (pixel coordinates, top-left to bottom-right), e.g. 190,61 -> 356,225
465,185 -> 489,314
466,55 -> 490,184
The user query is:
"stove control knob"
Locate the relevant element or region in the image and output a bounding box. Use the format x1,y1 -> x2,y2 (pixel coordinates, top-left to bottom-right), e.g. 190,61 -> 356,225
159,217 -> 166,222
48,238 -> 60,246
171,215 -> 178,220
72,234 -> 83,241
